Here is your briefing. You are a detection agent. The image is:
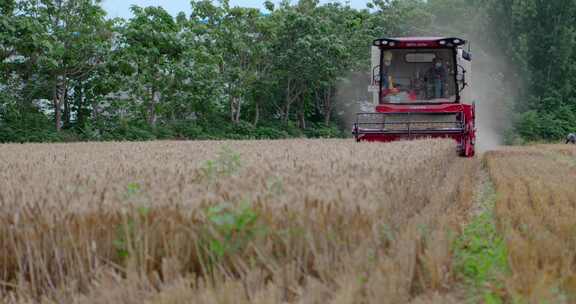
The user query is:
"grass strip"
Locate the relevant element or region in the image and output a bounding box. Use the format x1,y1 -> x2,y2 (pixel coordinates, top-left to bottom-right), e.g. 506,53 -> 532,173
453,182 -> 509,304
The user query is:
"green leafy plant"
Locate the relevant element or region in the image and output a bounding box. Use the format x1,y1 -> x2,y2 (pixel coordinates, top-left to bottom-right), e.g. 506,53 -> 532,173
114,183 -> 150,260
266,176 -> 284,195
113,218 -> 135,260
453,186 -> 508,303
126,182 -> 141,196
199,146 -> 242,181
203,202 -> 263,259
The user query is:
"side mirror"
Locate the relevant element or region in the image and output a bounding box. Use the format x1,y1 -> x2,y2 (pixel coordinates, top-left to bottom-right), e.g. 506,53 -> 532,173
462,51 -> 472,61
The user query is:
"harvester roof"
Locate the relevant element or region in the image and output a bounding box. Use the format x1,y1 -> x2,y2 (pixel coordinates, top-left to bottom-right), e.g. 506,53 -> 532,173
373,37 -> 466,48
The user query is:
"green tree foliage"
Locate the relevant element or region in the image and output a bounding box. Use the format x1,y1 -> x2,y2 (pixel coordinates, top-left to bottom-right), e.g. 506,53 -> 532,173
119,6 -> 185,127
482,0 -> 576,141
2,0 -> 573,142
1,0 -> 114,141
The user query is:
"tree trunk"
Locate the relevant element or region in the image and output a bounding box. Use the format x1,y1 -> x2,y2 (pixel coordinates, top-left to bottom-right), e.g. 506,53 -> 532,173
283,81 -> 293,123
227,81 -> 242,124
324,87 -> 333,126
75,82 -> 85,127
230,96 -> 241,123
283,102 -> 290,123
63,85 -> 70,128
53,75 -> 67,132
253,98 -> 260,126
234,97 -> 241,123
54,99 -> 62,132
92,96 -> 100,122
298,99 -> 306,129
148,89 -> 160,127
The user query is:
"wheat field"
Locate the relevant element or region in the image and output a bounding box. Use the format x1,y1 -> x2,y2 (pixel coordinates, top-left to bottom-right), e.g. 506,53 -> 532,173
0,139 -> 479,303
485,145 -> 576,303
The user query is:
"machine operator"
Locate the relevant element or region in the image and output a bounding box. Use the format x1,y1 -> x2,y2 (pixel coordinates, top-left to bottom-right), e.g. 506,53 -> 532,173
426,57 -> 448,99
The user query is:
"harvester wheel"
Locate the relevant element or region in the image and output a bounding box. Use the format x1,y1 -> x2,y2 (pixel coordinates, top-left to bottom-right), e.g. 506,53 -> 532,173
465,136 -> 475,157
459,136 -> 475,157
467,140 -> 475,157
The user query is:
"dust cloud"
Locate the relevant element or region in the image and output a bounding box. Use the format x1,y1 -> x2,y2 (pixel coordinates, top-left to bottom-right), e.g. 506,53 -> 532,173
334,71 -> 373,131
428,8 -> 520,152
334,52 -> 514,151
471,51 -> 511,152
333,9 -> 518,152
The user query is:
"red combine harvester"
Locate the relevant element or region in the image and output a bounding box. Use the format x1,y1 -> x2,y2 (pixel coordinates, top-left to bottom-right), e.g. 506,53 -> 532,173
353,37 -> 476,157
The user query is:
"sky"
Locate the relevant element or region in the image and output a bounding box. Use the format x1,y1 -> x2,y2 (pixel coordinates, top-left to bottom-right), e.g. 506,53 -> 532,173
102,0 -> 369,19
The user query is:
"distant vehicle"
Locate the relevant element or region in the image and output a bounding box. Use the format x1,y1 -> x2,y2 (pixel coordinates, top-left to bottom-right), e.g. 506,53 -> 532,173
567,133 -> 576,144
353,37 -> 476,157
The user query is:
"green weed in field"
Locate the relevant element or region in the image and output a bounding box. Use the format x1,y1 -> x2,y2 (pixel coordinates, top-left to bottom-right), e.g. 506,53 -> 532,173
114,183 -> 151,261
203,202 -> 264,259
453,185 -> 508,303
199,146 -> 243,182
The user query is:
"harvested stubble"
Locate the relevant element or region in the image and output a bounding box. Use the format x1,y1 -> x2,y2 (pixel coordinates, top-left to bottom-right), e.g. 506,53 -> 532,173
485,146 -> 576,302
0,139 -> 477,303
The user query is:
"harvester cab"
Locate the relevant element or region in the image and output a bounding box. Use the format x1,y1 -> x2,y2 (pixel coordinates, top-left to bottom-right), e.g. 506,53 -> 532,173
354,37 -> 476,157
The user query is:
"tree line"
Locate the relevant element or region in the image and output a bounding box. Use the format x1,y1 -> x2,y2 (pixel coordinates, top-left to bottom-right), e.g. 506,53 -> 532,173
486,0 -> 576,142
1,0 -> 575,143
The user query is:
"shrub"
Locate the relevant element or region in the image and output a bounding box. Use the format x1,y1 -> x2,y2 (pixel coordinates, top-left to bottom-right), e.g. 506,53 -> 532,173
280,121 -> 304,137
304,124 -> 344,138
0,106 -> 63,143
254,127 -> 289,139
231,121 -> 256,137
516,107 -> 576,142
101,121 -> 157,141
167,121 -> 206,139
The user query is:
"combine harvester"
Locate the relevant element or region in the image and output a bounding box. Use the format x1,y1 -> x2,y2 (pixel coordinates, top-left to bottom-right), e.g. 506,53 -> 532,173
353,37 -> 476,157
